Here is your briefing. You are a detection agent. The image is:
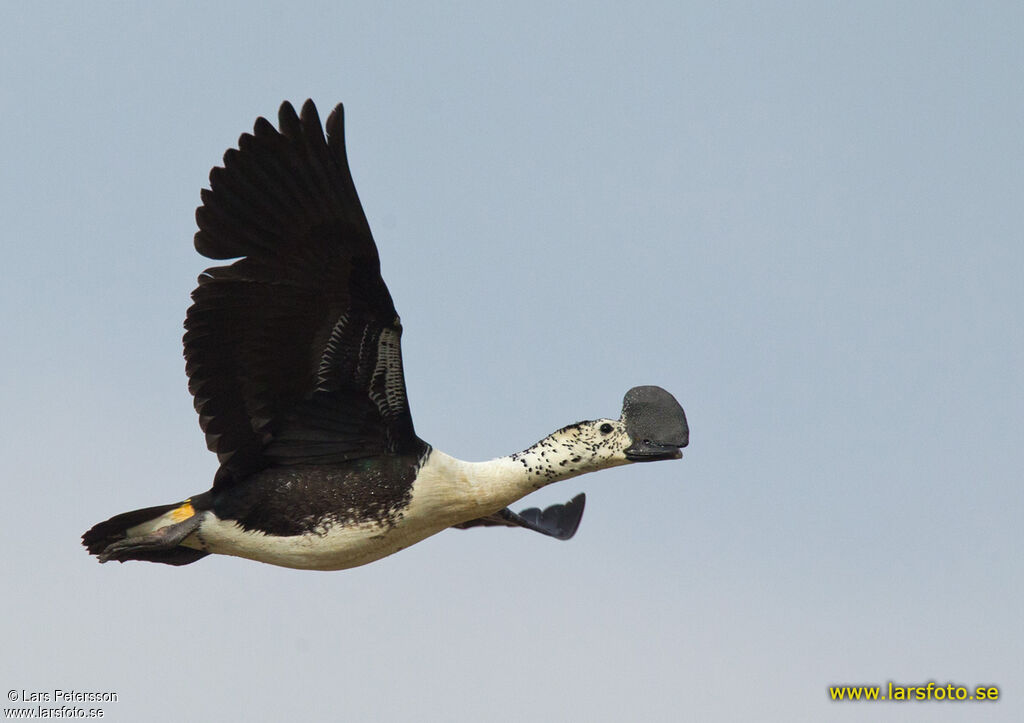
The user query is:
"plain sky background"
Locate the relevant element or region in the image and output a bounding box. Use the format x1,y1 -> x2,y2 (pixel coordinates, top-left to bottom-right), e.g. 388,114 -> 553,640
2,2 -> 1021,721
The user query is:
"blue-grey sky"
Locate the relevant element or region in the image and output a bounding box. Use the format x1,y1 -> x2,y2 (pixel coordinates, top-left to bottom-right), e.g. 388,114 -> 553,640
2,2 -> 1021,721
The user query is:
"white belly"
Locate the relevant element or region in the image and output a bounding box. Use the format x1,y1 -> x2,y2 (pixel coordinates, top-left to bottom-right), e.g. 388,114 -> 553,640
186,449 -> 496,571
188,511 -> 452,570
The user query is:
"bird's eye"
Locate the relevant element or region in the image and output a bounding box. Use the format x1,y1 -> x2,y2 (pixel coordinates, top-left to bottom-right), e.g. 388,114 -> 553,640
600,423 -> 613,434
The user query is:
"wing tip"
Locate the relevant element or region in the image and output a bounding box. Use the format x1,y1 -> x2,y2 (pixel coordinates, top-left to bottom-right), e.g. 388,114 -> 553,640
519,492 -> 586,540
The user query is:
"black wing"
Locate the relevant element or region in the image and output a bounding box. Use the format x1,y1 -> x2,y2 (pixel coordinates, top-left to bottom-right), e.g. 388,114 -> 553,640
184,100 -> 423,488
454,494 -> 586,541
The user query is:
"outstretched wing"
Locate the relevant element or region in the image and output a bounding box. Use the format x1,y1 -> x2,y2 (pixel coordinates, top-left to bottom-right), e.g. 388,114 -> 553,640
454,494 -> 586,540
184,100 -> 422,488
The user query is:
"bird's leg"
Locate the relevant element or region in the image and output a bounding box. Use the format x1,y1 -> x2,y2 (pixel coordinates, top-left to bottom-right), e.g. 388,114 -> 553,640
98,514 -> 203,563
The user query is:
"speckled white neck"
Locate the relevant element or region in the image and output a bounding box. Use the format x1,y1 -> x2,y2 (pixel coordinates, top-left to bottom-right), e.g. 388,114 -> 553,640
452,418 -> 634,514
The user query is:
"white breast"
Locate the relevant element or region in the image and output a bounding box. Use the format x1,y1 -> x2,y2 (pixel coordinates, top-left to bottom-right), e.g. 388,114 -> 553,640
186,449 -> 494,571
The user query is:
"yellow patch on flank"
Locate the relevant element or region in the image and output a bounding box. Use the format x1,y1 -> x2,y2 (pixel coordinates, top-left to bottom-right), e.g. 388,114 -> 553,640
169,500 -> 195,522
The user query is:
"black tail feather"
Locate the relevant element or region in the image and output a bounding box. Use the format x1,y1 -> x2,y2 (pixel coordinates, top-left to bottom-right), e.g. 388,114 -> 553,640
82,502 -> 209,566
112,547 -> 210,566
83,502 -> 181,555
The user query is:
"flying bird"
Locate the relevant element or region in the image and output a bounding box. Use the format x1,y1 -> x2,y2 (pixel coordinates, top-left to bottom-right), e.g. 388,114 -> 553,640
82,100 -> 689,571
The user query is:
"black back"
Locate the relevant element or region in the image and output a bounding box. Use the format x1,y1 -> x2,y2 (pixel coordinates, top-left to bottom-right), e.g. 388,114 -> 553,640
184,100 -> 425,490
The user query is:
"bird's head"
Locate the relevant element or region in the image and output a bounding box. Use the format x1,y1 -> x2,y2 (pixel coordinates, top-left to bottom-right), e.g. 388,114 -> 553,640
619,385 -> 689,461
